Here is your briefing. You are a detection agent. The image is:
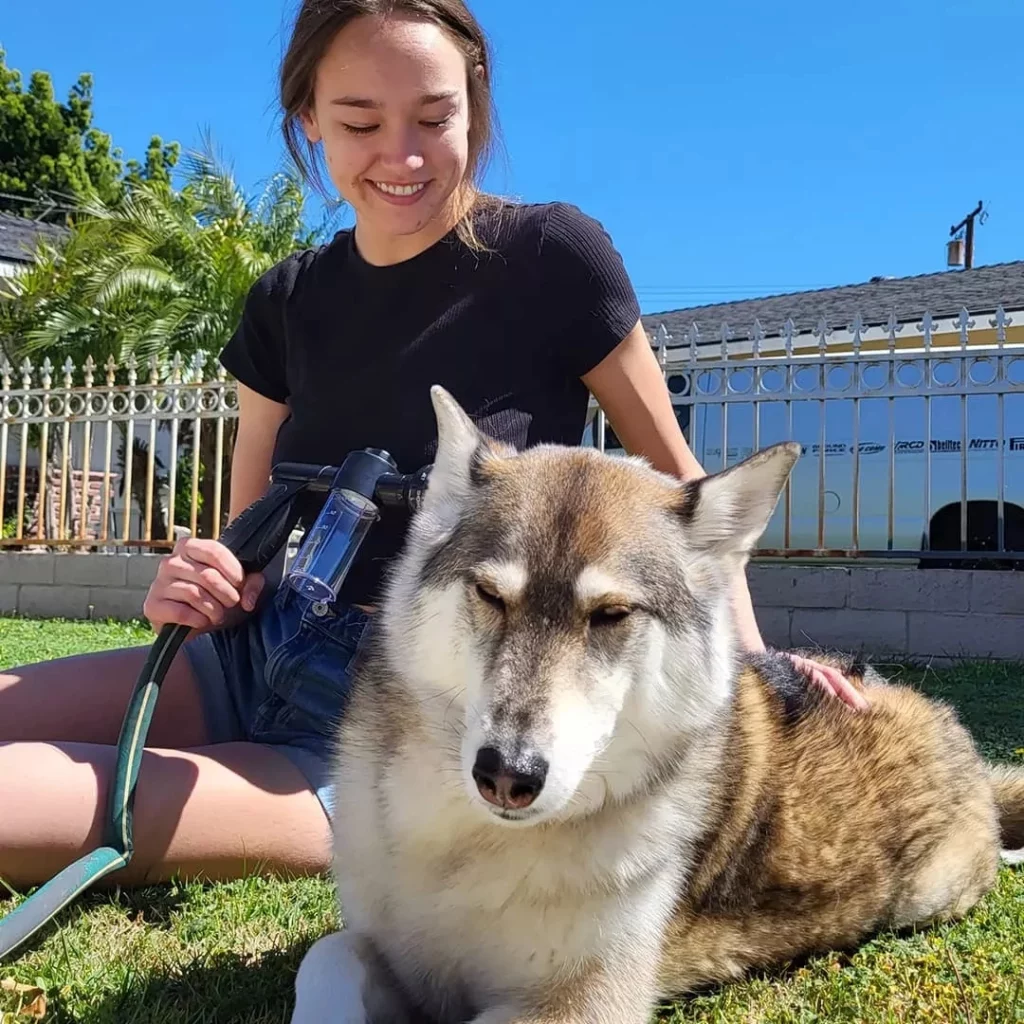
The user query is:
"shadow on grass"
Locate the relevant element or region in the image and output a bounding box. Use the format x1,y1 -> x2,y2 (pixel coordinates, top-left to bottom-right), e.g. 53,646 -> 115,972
44,942 -> 313,1024
0,882 -> 192,966
112,882 -> 193,930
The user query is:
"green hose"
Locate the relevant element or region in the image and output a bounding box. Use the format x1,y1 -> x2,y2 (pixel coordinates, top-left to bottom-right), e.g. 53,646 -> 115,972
0,457 -> 422,962
0,472 -> 314,961
0,622 -> 189,960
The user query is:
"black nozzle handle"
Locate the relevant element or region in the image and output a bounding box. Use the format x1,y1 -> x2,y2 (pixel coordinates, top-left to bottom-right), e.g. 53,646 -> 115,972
268,456 -> 431,514
269,462 -> 339,492
374,464 -> 432,512
217,480 -> 306,574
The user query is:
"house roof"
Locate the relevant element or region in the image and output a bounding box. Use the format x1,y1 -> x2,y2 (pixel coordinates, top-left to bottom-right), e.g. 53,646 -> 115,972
641,260 -> 1024,345
0,212 -> 68,264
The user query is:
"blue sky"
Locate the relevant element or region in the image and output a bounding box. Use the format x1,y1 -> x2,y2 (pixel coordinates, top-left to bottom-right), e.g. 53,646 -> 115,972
2,0 -> 1022,316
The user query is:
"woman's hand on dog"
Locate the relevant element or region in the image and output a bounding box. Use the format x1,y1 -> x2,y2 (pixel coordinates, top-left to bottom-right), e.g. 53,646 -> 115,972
784,653 -> 871,711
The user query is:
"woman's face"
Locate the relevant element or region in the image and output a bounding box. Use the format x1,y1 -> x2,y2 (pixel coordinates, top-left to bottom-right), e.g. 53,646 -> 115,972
302,13 -> 473,262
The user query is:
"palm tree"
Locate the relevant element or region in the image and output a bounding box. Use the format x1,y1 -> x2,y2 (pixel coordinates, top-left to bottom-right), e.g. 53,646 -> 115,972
0,147 -> 329,537
2,149 -> 323,365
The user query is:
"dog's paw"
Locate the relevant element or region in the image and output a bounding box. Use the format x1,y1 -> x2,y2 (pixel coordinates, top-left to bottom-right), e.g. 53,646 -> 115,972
291,931 -> 368,1024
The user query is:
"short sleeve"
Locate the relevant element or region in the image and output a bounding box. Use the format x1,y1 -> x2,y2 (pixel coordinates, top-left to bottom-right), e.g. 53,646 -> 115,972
218,266 -> 290,404
540,202 -> 642,378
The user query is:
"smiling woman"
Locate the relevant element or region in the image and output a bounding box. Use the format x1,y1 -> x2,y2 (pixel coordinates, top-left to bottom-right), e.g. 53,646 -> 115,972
0,0 -> 863,903
280,0 -> 497,264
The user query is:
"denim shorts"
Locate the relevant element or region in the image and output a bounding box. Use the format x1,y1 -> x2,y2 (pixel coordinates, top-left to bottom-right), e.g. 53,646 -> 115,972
182,581 -> 374,821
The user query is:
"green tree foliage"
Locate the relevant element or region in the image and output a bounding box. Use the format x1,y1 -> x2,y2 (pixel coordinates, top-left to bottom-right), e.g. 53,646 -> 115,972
0,151 -> 318,368
0,151 -> 321,537
0,47 -> 179,217
0,49 -> 325,538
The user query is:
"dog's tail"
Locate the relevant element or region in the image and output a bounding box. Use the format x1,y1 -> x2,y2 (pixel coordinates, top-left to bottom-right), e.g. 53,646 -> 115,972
987,763 -> 1024,855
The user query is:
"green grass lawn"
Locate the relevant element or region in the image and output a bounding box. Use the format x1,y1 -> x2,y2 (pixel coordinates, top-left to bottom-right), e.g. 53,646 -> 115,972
1,616 -> 1023,1023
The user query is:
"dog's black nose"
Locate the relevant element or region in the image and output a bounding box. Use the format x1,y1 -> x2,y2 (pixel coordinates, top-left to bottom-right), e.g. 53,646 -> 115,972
472,746 -> 548,810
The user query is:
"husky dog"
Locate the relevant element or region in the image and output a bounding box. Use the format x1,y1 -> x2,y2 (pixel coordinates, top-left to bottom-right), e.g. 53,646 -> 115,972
291,386 -> 1024,1024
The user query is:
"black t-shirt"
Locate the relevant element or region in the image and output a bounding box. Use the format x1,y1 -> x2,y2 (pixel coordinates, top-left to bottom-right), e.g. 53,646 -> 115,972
219,199 -> 641,606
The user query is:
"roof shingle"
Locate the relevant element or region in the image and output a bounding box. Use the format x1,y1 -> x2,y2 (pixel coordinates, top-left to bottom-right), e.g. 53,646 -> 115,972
0,213 -> 69,264
641,261 -> 1024,344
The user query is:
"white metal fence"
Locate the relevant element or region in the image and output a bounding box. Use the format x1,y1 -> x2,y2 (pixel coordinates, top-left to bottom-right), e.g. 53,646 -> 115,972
3,303 -> 1023,563
1,353 -> 236,549
589,305 -> 1024,565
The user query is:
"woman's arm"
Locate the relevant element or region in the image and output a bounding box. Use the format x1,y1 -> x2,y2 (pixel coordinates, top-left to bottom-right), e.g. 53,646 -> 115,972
581,320 -> 869,710
229,382 -> 291,519
143,382 -> 289,634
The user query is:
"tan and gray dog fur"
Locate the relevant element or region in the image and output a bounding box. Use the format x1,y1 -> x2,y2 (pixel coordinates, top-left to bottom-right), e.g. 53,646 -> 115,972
290,386 -> 1024,1024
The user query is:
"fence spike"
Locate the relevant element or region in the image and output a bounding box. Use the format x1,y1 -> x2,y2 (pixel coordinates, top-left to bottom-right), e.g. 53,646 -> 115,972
886,309 -> 905,351
814,316 -> 832,355
719,322 -> 734,360
955,306 -> 975,348
848,312 -> 865,356
782,318 -> 796,358
914,311 -> 933,350
190,352 -> 208,385
686,322 -> 700,365
749,318 -> 765,358
989,305 -> 1013,343
654,323 -> 670,371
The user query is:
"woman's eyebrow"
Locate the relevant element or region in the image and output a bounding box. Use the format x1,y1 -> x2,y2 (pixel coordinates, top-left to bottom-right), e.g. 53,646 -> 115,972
329,90 -> 459,108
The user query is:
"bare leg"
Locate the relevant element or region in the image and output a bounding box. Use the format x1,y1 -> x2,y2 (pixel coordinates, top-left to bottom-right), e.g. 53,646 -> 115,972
0,740 -> 331,888
0,644 -> 209,747
0,644 -> 331,887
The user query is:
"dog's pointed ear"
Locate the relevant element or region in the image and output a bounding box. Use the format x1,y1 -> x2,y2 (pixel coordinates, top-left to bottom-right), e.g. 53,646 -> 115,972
423,385 -> 505,520
430,384 -> 482,487
677,442 -> 801,556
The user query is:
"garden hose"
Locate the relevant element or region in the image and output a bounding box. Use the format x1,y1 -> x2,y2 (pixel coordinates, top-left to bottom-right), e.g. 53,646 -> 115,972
0,621 -> 192,960
0,456 -> 430,962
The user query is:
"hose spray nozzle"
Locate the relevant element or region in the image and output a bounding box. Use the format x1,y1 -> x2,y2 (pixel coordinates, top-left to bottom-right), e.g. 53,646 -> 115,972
283,449 -> 431,604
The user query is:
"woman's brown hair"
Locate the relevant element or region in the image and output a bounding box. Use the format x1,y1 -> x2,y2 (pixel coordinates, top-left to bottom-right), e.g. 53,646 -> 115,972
280,0 -> 503,249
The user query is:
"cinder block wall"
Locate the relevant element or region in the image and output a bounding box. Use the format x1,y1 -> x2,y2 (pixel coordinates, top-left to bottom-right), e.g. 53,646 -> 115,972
1,554 -> 1022,663
749,565 -> 1024,663
0,552 -> 161,622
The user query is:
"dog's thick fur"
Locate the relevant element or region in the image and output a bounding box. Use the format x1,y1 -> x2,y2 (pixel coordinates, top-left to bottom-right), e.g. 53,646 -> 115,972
291,386 -> 1024,1024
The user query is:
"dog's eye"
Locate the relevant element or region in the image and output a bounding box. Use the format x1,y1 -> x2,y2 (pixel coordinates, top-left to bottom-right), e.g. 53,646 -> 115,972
475,582 -> 506,611
589,605 -> 632,628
